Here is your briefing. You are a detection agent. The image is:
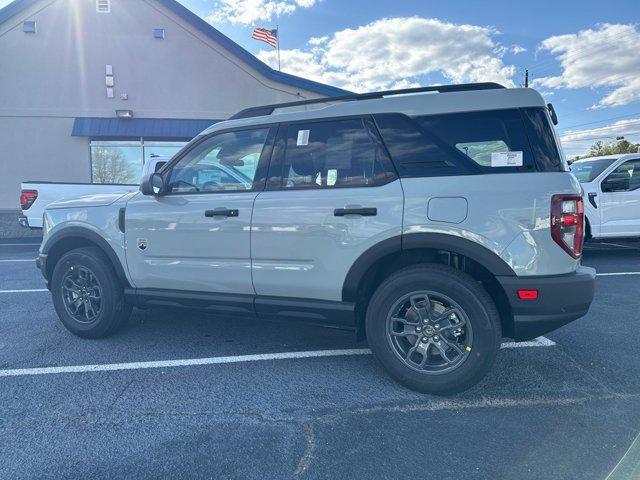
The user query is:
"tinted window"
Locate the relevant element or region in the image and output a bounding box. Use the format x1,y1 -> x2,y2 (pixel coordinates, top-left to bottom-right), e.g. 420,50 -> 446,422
521,108 -> 566,172
416,109 -> 535,173
281,118 -> 395,189
375,109 -> 538,177
374,114 -> 476,177
603,160 -> 640,191
570,158 -> 617,183
167,128 -> 269,193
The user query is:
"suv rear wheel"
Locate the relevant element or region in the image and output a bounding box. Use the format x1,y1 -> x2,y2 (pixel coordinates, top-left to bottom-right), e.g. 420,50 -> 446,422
51,247 -> 132,338
366,264 -> 501,395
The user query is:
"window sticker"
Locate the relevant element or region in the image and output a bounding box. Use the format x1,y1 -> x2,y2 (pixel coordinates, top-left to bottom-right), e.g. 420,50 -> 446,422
491,151 -> 523,167
296,129 -> 310,146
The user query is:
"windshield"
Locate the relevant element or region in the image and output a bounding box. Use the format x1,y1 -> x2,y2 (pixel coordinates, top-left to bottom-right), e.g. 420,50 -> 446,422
570,158 -> 617,182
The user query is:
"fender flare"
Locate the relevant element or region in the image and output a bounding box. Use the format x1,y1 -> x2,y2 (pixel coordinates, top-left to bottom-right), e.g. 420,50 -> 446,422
42,226 -> 130,286
342,232 -> 516,302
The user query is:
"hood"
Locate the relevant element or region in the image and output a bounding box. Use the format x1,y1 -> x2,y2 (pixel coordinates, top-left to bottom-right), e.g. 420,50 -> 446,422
46,191 -> 135,210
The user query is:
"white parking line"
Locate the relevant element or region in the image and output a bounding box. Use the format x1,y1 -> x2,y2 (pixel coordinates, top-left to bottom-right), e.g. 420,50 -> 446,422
0,259 -> 35,263
500,336 -> 556,348
0,338 -> 555,378
0,288 -> 48,293
0,243 -> 40,247
596,272 -> 640,277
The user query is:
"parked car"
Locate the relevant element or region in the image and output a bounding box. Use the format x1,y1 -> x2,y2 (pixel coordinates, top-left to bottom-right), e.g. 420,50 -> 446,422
570,154 -> 640,240
36,83 -> 595,394
19,156 -> 170,229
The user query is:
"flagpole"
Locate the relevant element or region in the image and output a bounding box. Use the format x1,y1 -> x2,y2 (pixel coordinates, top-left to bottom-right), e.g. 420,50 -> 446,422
276,24 -> 281,71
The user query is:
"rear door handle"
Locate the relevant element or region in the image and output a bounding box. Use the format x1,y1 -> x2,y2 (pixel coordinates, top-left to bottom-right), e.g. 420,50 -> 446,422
334,207 -> 377,217
205,208 -> 239,217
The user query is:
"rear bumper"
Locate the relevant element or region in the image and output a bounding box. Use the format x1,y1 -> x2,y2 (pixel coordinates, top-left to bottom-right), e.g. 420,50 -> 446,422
18,214 -> 29,228
18,214 -> 42,230
497,266 -> 596,341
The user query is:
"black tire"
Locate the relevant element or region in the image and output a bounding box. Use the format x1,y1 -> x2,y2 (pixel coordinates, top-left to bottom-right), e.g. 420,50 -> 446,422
365,264 -> 501,395
51,246 -> 132,338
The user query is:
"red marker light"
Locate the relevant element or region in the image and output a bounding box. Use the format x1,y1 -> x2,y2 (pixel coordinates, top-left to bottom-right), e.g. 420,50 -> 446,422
517,289 -> 538,300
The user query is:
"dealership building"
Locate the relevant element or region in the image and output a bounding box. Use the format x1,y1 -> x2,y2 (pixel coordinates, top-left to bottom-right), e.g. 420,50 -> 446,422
0,0 -> 346,236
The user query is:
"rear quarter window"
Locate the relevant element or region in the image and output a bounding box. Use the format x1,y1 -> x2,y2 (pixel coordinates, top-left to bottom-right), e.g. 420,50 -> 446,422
374,107 -> 565,177
521,108 -> 566,172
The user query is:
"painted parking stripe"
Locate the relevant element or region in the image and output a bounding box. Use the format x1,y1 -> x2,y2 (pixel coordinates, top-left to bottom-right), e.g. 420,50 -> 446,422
500,336 -> 556,348
0,288 -> 48,293
596,272 -> 640,277
0,339 -> 555,378
0,259 -> 35,263
0,243 -> 40,246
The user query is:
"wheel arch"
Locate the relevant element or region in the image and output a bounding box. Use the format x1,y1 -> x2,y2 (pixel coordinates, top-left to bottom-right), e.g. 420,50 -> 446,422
343,233 -> 517,338
42,227 -> 130,287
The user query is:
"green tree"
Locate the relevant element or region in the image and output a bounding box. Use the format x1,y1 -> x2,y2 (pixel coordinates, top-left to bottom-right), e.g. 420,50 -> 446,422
575,139 -> 639,160
91,148 -> 137,184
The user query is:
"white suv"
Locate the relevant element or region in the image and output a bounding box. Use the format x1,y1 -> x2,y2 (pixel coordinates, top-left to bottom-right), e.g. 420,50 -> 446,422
36,83 -> 596,394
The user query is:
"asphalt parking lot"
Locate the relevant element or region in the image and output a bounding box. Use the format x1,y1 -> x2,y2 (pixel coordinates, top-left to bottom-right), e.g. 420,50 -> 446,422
0,238 -> 639,479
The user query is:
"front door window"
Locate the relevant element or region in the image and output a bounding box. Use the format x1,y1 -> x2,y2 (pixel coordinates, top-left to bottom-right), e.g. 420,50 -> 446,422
167,128 -> 270,193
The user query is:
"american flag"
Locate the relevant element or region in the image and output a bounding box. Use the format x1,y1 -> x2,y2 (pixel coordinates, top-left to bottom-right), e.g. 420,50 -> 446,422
252,27 -> 278,48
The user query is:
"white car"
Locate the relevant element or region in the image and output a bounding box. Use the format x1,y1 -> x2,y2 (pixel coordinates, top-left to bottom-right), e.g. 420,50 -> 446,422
570,153 -> 640,239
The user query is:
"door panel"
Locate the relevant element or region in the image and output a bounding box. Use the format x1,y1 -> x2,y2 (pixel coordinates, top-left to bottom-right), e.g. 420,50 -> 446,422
251,182 -> 404,301
125,192 -> 256,293
600,159 -> 640,237
251,116 -> 403,301
124,126 -> 274,293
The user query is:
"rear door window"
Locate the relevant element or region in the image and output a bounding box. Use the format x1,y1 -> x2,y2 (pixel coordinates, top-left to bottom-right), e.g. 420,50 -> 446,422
279,118 -> 396,189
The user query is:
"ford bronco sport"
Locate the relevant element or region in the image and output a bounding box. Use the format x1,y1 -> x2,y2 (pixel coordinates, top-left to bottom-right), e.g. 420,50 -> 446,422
37,83 -> 596,394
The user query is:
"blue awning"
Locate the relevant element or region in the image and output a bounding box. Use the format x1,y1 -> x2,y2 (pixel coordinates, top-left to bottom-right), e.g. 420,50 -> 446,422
71,117 -> 219,140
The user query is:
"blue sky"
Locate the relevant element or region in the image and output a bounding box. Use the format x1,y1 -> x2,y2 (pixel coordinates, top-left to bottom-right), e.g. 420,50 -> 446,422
179,0 -> 640,158
1,0 -> 637,157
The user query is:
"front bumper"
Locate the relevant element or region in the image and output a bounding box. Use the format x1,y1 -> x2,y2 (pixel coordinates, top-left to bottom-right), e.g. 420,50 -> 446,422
497,266 -> 596,341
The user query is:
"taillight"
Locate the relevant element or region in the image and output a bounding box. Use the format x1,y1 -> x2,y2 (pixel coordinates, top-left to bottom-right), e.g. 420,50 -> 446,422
550,194 -> 584,259
20,190 -> 38,210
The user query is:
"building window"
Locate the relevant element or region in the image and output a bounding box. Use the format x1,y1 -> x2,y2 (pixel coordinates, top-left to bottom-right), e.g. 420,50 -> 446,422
90,139 -> 186,184
153,28 -> 165,39
23,21 -> 36,33
143,141 -> 185,164
96,0 -> 111,13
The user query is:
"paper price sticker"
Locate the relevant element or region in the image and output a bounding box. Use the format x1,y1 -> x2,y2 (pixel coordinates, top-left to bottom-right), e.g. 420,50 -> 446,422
296,130 -> 310,146
491,151 -> 523,167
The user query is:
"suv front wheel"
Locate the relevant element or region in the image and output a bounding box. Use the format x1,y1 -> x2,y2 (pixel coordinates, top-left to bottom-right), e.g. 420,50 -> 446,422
51,247 -> 132,338
366,264 -> 501,395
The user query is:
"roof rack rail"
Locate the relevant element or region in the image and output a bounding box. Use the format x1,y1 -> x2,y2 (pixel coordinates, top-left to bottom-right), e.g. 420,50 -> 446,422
229,82 -> 505,120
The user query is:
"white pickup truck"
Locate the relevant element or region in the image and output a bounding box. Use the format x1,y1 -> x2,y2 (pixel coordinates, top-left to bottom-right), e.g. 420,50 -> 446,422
19,157 -> 168,229
570,153 -> 640,240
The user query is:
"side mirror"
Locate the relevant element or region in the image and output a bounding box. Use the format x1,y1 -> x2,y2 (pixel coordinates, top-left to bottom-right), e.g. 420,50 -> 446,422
140,173 -> 165,196
602,176 -> 630,192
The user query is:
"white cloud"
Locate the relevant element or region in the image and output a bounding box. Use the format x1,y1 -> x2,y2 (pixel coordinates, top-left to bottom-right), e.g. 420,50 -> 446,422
510,45 -> 527,55
207,0 -> 317,25
257,17 -> 517,92
535,24 -> 640,108
560,118 -> 640,157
